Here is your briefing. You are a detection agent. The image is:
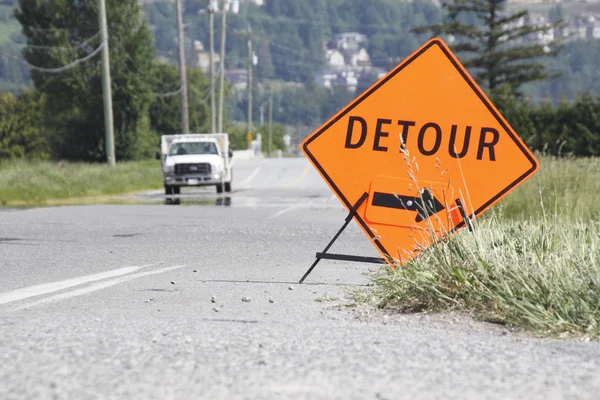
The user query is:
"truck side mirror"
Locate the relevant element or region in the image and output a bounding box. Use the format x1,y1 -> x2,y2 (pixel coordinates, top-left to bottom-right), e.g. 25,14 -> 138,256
155,151 -> 161,160
228,149 -> 233,158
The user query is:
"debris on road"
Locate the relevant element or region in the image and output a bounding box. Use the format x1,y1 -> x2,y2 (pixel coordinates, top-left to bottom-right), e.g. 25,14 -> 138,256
242,297 -> 251,302
288,286 -> 294,291
269,299 -> 274,304
211,296 -> 217,303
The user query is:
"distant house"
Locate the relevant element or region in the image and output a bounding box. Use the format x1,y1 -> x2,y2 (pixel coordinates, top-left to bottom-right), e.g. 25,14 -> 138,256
315,69 -> 358,92
558,14 -> 600,41
315,70 -> 340,89
317,30 -> 393,92
208,0 -> 264,13
332,32 -> 367,52
326,49 -> 345,69
318,31 -> 378,92
346,47 -> 371,68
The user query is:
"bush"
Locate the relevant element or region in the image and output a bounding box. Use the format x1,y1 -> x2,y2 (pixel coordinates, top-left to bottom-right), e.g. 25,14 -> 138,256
0,90 -> 49,160
494,85 -> 600,157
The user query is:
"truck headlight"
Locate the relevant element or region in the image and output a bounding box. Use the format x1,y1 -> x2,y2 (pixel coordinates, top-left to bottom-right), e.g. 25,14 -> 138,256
163,165 -> 174,174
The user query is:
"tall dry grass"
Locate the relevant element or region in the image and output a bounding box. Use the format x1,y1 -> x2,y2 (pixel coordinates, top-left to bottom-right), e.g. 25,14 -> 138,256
361,155 -> 600,338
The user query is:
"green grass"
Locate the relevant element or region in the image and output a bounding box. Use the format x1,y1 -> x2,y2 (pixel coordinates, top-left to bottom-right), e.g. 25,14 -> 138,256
0,159 -> 163,206
494,155 -> 600,221
359,155 -> 600,339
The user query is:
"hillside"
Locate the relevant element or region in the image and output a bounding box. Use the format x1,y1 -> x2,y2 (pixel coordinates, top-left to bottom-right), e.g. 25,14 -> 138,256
0,0 -> 600,127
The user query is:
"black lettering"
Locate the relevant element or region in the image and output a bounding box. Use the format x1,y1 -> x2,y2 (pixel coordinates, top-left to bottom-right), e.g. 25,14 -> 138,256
373,118 -> 392,152
344,116 -> 367,149
417,122 -> 442,156
397,120 -> 416,151
449,125 -> 472,159
477,127 -> 500,161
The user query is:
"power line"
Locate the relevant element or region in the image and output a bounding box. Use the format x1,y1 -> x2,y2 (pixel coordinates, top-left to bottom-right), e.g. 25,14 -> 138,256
1,40 -> 106,73
153,87 -> 182,97
9,29 -> 103,51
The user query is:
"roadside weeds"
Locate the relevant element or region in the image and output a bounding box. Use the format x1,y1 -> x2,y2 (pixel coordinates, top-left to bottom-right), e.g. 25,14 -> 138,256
351,215 -> 600,340
0,160 -> 162,206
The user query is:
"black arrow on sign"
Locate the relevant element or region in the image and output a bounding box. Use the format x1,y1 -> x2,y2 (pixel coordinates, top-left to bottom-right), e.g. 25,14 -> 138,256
372,189 -> 445,223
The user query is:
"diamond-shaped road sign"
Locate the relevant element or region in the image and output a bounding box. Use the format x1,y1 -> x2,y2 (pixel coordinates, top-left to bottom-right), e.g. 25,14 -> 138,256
302,38 -> 539,266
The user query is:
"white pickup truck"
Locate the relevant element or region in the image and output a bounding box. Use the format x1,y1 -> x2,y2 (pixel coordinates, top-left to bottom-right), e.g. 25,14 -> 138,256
157,133 -> 233,196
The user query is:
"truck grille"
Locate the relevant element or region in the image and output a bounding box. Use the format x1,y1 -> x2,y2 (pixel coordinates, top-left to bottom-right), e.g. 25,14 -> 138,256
174,163 -> 211,175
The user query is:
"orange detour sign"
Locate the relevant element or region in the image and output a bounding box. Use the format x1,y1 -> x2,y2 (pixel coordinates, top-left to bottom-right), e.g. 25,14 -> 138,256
301,38 -> 539,267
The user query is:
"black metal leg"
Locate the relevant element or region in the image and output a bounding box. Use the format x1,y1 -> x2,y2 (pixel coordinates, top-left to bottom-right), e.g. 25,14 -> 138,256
299,257 -> 323,284
456,198 -> 474,232
299,192 -> 370,284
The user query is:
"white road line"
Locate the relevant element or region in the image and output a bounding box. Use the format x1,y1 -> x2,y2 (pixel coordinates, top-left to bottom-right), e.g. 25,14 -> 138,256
239,161 -> 265,187
270,204 -> 304,219
0,264 -> 154,306
15,264 -> 187,310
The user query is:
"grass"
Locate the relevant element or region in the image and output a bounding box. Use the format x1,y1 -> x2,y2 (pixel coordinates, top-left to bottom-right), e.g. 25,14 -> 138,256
494,155 -> 600,221
0,159 -> 163,206
357,155 -> 600,339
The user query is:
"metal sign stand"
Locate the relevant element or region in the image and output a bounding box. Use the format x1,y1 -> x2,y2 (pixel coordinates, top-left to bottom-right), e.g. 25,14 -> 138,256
455,198 -> 475,232
299,192 -> 386,284
299,193 -> 477,284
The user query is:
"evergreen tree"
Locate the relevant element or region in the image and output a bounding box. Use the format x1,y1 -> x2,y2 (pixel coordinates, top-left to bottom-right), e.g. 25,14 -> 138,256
412,0 -> 563,95
14,0 -> 156,161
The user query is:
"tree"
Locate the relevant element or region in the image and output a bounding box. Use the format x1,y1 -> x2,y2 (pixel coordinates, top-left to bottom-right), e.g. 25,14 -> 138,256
149,63 -> 211,135
14,0 -> 156,161
0,89 -> 49,160
412,0 -> 563,96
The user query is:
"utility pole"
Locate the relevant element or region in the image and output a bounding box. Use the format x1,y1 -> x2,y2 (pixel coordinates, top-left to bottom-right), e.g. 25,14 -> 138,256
176,0 -> 189,134
208,4 -> 216,133
268,91 -> 273,158
98,0 -> 115,166
247,23 -> 253,142
259,104 -> 264,126
217,0 -> 228,133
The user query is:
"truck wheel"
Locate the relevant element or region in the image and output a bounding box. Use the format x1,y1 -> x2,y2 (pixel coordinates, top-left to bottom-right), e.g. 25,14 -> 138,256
216,184 -> 223,194
165,185 -> 173,195
173,186 -> 180,195
225,181 -> 232,193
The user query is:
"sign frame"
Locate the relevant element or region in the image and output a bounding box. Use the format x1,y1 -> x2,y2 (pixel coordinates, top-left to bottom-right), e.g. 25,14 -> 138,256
301,37 -> 539,276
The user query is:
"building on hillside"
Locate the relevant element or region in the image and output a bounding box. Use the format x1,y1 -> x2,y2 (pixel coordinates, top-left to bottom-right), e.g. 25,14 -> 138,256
316,31 -> 382,92
526,14 -> 555,45
315,69 -> 358,91
331,33 -> 367,51
315,67 -> 386,93
499,11 -> 600,44
326,49 -> 345,69
207,0 -> 264,14
562,14 -> 600,40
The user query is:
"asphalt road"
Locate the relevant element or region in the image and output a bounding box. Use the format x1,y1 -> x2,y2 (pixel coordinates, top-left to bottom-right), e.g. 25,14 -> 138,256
1,157 -> 599,399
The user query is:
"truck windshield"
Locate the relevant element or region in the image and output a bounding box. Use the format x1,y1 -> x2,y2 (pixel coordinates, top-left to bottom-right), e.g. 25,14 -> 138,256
169,142 -> 219,156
